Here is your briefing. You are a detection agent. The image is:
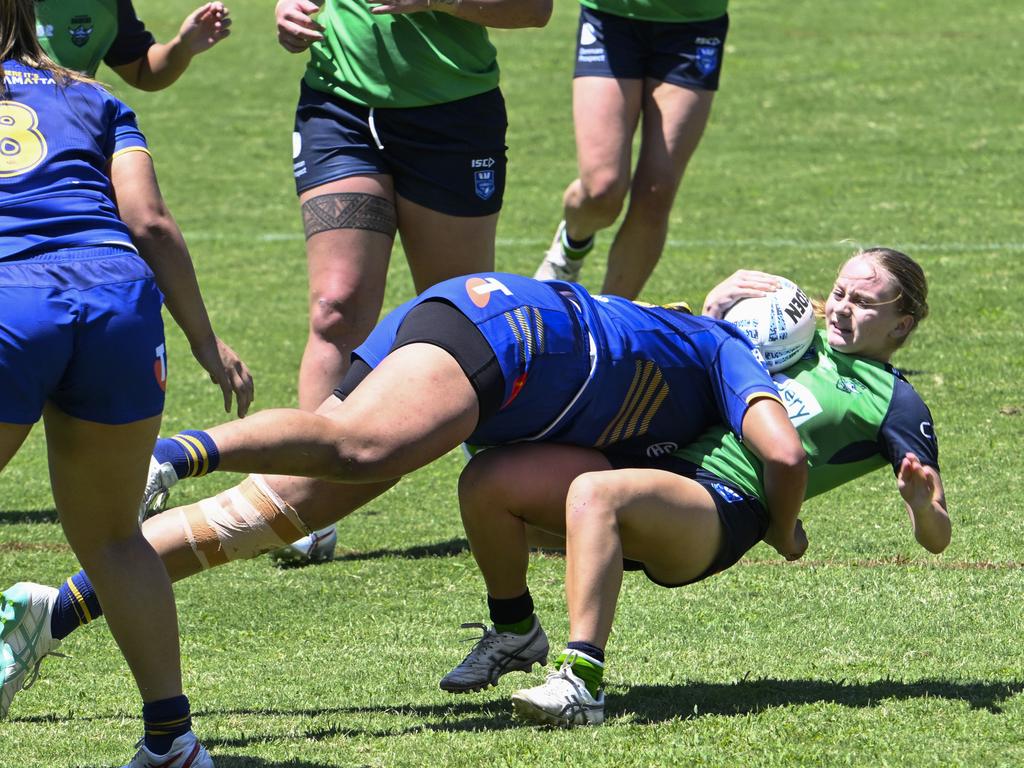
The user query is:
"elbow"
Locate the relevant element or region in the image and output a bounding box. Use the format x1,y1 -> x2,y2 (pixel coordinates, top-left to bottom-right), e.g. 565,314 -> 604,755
125,207 -> 176,247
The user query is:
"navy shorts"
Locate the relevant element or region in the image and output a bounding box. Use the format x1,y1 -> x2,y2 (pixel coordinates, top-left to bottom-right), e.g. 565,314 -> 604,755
292,82 -> 508,216
609,453 -> 767,587
574,7 -> 729,90
0,248 -> 167,425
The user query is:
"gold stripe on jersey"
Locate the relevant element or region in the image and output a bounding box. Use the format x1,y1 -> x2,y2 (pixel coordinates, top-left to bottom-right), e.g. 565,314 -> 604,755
110,146 -> 152,161
530,306 -> 545,353
512,307 -> 535,355
503,311 -> 527,366
595,360 -> 669,448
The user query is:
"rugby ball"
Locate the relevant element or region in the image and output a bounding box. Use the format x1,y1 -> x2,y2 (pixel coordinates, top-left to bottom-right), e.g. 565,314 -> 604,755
724,277 -> 816,372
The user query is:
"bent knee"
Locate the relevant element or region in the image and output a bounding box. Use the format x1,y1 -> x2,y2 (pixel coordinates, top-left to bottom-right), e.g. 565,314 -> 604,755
308,293 -> 377,344
565,471 -> 621,528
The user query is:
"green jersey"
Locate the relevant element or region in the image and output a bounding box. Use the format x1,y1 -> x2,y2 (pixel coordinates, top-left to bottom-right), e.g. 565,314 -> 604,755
678,331 -> 939,501
304,0 -> 500,108
580,0 -> 728,23
34,0 -> 155,77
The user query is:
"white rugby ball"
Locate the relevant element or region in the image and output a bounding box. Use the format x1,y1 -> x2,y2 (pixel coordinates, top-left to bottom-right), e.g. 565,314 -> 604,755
724,277 -> 816,372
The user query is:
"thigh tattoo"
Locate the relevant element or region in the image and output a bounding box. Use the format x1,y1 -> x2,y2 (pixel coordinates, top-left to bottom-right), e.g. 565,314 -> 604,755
302,193 -> 397,239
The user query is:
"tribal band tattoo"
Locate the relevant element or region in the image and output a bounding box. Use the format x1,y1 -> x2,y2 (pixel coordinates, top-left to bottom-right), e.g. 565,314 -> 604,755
302,193 -> 397,240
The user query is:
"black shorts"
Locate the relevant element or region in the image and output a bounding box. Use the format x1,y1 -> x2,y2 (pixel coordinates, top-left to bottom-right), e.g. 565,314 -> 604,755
293,82 -> 508,216
609,453 -> 768,587
574,7 -> 729,91
333,299 -> 505,425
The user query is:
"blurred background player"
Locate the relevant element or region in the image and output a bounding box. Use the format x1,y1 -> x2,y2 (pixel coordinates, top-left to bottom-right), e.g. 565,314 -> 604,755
0,2 -> 251,764
258,0 -> 551,562
442,249 -> 948,726
534,0 -> 728,299
34,0 -> 231,89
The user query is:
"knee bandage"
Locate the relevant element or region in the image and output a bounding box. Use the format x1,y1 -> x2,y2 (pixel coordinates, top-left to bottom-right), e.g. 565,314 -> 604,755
175,475 -> 311,570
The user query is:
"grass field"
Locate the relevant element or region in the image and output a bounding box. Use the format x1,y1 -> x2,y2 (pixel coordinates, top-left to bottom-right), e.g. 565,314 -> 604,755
2,1 -> 1024,765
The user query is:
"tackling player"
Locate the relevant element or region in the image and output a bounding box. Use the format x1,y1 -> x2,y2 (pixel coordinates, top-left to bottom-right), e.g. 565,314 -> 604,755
0,2 -> 251,765
441,249 -> 949,726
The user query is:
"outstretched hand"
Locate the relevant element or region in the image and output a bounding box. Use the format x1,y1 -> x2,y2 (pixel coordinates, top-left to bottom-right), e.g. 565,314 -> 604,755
763,519 -> 808,562
702,270 -> 782,319
191,336 -> 254,418
180,2 -> 232,55
276,0 -> 325,53
898,453 -> 940,512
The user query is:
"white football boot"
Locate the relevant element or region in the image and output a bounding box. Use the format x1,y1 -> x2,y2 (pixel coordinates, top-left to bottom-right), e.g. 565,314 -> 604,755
533,221 -> 585,283
439,617 -> 548,693
511,656 -> 605,726
268,525 -> 338,566
139,455 -> 179,524
122,731 -> 213,768
1,583 -> 62,719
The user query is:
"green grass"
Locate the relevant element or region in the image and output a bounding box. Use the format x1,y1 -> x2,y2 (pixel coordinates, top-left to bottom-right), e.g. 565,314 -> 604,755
2,0 -> 1024,765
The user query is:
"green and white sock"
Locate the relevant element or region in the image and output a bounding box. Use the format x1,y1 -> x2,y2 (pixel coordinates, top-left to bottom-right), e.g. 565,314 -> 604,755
557,649 -> 604,697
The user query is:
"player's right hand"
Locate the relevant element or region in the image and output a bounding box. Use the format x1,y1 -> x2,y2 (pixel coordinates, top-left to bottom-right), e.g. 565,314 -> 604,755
764,519 -> 808,562
191,336 -> 254,418
702,269 -> 783,319
276,0 -> 325,53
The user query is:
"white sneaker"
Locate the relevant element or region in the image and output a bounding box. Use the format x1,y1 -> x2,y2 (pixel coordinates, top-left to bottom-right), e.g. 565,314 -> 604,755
122,731 -> 213,768
439,617 -> 548,693
511,656 -> 605,726
533,221 -> 585,283
139,455 -> 179,524
268,526 -> 337,566
0,583 -> 62,718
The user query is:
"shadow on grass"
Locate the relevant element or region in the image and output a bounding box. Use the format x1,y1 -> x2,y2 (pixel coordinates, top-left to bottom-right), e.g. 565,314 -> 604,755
616,677 -> 1024,722
273,537 -> 471,569
0,509 -> 59,524
332,537 -> 470,564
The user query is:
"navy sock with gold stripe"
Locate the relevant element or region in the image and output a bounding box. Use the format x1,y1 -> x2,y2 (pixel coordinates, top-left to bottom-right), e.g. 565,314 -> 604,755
51,571 -> 102,640
143,695 -> 192,755
153,430 -> 220,480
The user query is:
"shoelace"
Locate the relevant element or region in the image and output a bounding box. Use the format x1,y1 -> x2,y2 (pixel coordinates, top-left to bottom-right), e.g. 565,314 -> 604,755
22,650 -> 69,691
457,623 -> 502,660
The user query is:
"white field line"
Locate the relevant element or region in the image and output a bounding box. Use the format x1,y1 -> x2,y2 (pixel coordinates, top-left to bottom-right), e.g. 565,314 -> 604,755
183,230 -> 1024,254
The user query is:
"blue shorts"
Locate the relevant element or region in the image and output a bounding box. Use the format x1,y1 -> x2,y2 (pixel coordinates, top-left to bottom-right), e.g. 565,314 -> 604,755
574,7 -> 729,90
610,453 -> 767,587
0,248 -> 167,425
292,82 -> 508,216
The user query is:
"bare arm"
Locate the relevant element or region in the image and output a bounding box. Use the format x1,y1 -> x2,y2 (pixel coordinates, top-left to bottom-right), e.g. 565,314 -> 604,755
112,3 -> 232,91
109,150 -> 254,417
898,453 -> 950,554
702,270 -> 782,319
741,397 -> 809,560
367,0 -> 552,29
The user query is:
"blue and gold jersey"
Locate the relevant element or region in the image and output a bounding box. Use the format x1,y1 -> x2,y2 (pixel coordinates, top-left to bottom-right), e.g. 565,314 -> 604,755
354,273 -> 780,457
0,61 -> 148,261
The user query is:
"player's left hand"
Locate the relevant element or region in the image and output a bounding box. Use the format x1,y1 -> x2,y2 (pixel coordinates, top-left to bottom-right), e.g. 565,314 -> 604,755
191,335 -> 254,418
702,270 -> 783,319
180,2 -> 233,55
898,452 -> 939,513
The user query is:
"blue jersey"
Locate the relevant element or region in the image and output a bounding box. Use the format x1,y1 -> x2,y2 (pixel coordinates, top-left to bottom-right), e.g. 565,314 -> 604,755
354,273 -> 780,457
0,61 -> 148,261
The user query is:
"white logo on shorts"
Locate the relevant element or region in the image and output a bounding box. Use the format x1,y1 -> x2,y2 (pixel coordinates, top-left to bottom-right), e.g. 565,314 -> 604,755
292,131 -> 302,160
580,22 -> 596,46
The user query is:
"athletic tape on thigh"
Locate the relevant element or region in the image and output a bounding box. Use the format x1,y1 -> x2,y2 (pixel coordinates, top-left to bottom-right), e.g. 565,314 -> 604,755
176,475 -> 312,570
